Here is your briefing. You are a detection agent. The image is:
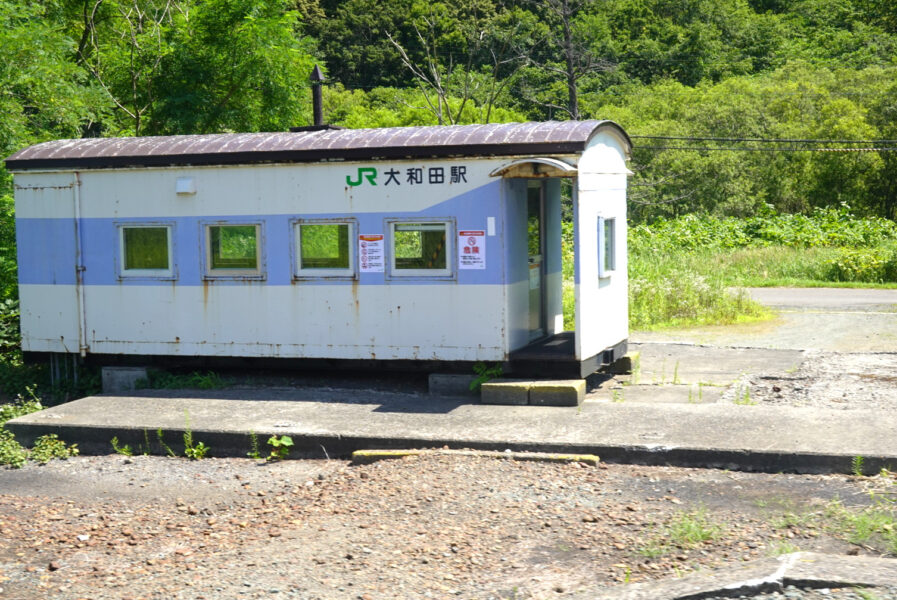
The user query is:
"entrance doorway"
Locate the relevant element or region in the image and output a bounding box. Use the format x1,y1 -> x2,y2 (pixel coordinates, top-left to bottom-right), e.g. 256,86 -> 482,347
527,181 -> 546,341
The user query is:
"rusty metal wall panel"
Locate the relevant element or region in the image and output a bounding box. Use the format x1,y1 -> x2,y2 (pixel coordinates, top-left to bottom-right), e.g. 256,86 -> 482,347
17,158 -> 514,361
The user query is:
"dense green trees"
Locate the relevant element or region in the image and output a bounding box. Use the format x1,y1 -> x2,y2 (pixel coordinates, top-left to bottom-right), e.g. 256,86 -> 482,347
0,1 -> 104,185
588,63 -> 896,220
1,0 -> 896,219
64,0 -> 317,136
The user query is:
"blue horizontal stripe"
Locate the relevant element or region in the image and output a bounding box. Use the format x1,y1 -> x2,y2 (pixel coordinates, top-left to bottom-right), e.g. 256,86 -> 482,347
17,218 -> 78,285
18,184 -> 509,287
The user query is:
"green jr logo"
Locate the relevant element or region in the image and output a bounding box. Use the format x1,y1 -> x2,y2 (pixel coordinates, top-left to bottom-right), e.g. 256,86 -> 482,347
346,167 -> 378,186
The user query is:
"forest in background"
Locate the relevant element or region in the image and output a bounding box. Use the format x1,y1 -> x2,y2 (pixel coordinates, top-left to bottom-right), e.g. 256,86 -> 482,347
1,0 -> 896,222
2,0 -> 897,340
1,0 -> 897,404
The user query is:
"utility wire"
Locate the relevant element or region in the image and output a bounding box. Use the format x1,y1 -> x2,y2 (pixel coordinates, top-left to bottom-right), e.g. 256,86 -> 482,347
635,146 -> 897,152
630,135 -> 897,144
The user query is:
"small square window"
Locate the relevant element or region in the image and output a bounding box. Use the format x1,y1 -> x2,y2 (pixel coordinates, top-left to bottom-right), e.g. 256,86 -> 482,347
119,225 -> 173,278
205,224 -> 263,278
598,217 -> 616,277
295,220 -> 355,278
389,221 -> 452,277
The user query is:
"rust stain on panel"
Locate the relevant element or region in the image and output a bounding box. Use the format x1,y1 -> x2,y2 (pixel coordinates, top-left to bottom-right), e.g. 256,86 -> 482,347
351,279 -> 359,317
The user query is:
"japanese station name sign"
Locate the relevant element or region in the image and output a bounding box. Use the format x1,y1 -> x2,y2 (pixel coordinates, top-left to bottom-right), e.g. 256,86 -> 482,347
346,165 -> 468,187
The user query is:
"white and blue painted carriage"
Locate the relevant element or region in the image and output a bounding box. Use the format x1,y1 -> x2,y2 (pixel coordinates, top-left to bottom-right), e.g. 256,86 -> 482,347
7,120 -> 631,378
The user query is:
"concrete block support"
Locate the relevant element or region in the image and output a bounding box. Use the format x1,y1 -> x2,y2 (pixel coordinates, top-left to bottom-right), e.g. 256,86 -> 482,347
428,373 -> 478,396
101,367 -> 147,394
481,380 -> 531,405
606,351 -> 640,375
481,379 -> 586,406
529,380 -> 586,407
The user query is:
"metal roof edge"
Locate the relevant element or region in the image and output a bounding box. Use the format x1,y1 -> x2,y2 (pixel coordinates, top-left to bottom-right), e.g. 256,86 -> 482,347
5,141 -> 589,172
5,120 -> 631,172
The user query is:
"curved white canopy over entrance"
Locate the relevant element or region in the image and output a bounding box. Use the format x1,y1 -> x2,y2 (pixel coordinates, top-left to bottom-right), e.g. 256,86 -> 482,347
489,157 -> 577,178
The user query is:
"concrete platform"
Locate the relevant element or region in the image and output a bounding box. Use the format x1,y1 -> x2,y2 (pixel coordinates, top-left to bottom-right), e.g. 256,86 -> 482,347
8,386 -> 897,474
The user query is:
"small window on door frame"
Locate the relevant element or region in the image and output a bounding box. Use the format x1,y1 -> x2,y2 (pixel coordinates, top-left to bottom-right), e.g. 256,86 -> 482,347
598,216 -> 616,277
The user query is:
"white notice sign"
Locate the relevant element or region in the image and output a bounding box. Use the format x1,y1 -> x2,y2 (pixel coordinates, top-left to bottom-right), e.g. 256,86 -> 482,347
458,230 -> 486,270
358,234 -> 385,273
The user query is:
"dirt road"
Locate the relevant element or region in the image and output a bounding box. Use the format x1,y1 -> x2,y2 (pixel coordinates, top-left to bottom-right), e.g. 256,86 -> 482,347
608,287 -> 897,410
1,453 -> 894,600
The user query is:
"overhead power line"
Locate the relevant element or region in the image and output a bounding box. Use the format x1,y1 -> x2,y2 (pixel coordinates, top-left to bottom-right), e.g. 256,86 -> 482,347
636,145 -> 897,152
632,135 -> 897,152
630,135 -> 897,144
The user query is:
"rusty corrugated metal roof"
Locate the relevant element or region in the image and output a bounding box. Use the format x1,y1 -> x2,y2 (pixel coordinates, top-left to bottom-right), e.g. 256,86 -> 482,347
4,120 -> 631,171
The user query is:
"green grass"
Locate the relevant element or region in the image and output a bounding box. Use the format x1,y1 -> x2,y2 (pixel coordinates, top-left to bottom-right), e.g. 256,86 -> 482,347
30,433 -> 78,464
562,231 -> 774,332
665,508 -> 725,547
136,370 -> 232,390
768,540 -> 802,556
771,510 -> 818,530
1,387 -> 78,468
0,390 -> 43,468
625,238 -> 897,329
560,209 -> 897,331
638,508 -> 725,557
628,252 -> 771,330
824,500 -> 897,555
663,245 -> 897,289
763,484 -> 897,557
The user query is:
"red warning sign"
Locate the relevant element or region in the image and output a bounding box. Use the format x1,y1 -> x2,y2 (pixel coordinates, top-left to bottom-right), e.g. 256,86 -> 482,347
459,230 -> 485,270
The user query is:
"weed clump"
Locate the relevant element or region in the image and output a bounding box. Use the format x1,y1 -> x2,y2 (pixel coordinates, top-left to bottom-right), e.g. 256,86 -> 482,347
30,434 -> 78,464
638,508 -> 725,558
1,387 -> 78,467
136,370 -> 231,390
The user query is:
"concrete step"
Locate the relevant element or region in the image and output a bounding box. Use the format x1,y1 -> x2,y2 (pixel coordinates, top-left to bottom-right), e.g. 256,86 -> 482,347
480,379 -> 585,406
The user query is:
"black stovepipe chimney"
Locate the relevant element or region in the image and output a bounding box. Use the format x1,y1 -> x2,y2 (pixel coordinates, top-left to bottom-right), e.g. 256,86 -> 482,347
289,65 -> 343,132
310,64 -> 324,127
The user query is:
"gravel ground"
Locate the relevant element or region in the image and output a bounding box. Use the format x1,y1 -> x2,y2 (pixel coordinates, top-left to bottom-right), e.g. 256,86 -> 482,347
1,454 -> 895,600
721,351 -> 897,410
702,585 -> 897,600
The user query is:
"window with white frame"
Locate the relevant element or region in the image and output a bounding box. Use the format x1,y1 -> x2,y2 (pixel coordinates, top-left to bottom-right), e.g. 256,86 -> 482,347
119,224 -> 173,278
295,220 -> 355,277
598,217 -> 616,277
389,220 -> 452,277
205,223 -> 263,277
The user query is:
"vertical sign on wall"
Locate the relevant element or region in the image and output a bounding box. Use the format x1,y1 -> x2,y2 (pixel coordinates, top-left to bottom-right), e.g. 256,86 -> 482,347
458,230 -> 486,270
358,234 -> 385,273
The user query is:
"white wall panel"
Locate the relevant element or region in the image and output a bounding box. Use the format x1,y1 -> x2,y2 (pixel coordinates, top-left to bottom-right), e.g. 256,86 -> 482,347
81,284 -> 506,361
77,160 -> 506,219
19,284 -> 81,353
14,173 -> 76,219
575,131 -> 630,361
